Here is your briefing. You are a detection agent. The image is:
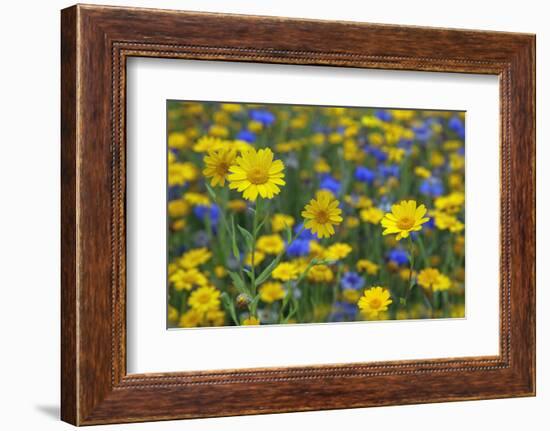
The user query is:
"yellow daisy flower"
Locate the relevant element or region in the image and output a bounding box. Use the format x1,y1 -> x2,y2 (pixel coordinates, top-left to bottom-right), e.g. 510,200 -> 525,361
356,259 -> 380,275
243,316 -> 260,325
306,264 -> 334,283
203,147 -> 237,187
227,148 -> 286,201
179,309 -> 202,328
272,262 -> 299,281
417,268 -> 452,291
256,234 -> 285,255
259,282 -> 286,303
206,309 -> 226,326
358,286 -> 393,318
325,243 -> 352,261
179,248 -> 212,269
271,213 -> 295,233
193,136 -> 224,153
188,285 -> 221,313
381,200 -> 430,240
169,268 -> 208,291
359,207 -> 384,225
301,193 -> 343,239
343,288 -> 361,303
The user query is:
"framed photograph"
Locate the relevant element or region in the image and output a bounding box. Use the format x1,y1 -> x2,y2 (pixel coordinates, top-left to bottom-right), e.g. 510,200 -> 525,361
61,4 -> 535,425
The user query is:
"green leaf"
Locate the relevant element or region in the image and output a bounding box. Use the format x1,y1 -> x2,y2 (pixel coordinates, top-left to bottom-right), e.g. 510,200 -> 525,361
255,256 -> 282,287
205,183 -> 217,201
255,213 -> 270,236
243,268 -> 254,281
221,292 -> 239,326
228,271 -> 247,294
284,224 -> 292,244
229,216 -> 240,259
249,294 -> 261,315
237,224 -> 254,251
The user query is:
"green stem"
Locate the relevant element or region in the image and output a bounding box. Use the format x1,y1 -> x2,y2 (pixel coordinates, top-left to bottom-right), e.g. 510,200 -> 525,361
250,198 -> 261,296
404,235 -> 416,305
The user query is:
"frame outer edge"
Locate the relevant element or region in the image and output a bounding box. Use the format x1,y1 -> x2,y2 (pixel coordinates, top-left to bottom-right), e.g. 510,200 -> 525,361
61,5 -> 79,426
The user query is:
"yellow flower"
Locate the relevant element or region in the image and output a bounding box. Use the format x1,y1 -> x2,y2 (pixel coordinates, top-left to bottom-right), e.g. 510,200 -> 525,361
356,259 -> 379,275
386,147 -> 406,163
431,210 -> 465,233
358,286 -> 393,318
314,158 -> 331,173
227,199 -> 248,212
168,305 -> 179,322
325,243 -> 352,261
183,192 -> 210,206
168,162 -> 199,185
228,148 -> 286,201
346,216 -> 360,229
307,264 -> 334,283
342,288 -> 361,303
301,193 -> 343,239
168,199 -> 190,218
308,241 -> 326,259
169,268 -> 208,291
179,248 -> 212,269
179,309 -> 202,328
203,147 -> 237,187
272,262 -> 299,281
243,316 -> 260,325
206,309 -> 226,326
414,166 -> 431,178
188,285 -> 221,313
259,282 -> 286,303
168,132 -> 188,150
193,136 -> 224,153
244,250 -> 266,267
171,219 -> 186,231
434,192 -> 465,214
208,124 -> 229,138
214,266 -> 227,278
381,200 -> 430,240
271,213 -> 295,233
256,234 -> 285,255
417,268 -> 451,291
359,207 -> 384,225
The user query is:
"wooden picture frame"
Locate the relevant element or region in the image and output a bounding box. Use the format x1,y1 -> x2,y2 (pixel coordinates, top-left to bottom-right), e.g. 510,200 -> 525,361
61,4 -> 535,425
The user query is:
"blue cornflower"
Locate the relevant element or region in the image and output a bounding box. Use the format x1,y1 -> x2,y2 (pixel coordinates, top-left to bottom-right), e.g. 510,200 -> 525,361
413,123 -> 432,141
329,302 -> 358,322
250,109 -> 276,126
236,129 -> 256,143
448,116 -> 465,139
354,166 -> 376,184
387,248 -> 409,266
193,204 -> 220,226
419,177 -> 444,197
286,239 -> 310,257
364,145 -> 388,163
379,164 -> 400,178
375,109 -> 392,122
341,271 -> 365,290
319,174 -> 341,195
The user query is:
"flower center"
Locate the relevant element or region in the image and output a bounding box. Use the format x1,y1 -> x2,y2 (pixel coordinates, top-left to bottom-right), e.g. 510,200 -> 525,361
315,210 -> 330,224
369,298 -> 382,309
247,167 -> 269,185
197,293 -> 211,304
216,162 -> 230,176
397,216 -> 415,230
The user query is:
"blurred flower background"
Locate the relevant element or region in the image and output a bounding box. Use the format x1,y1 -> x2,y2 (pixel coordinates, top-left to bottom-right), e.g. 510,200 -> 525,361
167,101 -> 466,328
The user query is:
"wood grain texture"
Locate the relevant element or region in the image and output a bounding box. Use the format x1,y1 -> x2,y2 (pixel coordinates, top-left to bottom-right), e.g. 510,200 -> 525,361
60,4 -> 536,425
